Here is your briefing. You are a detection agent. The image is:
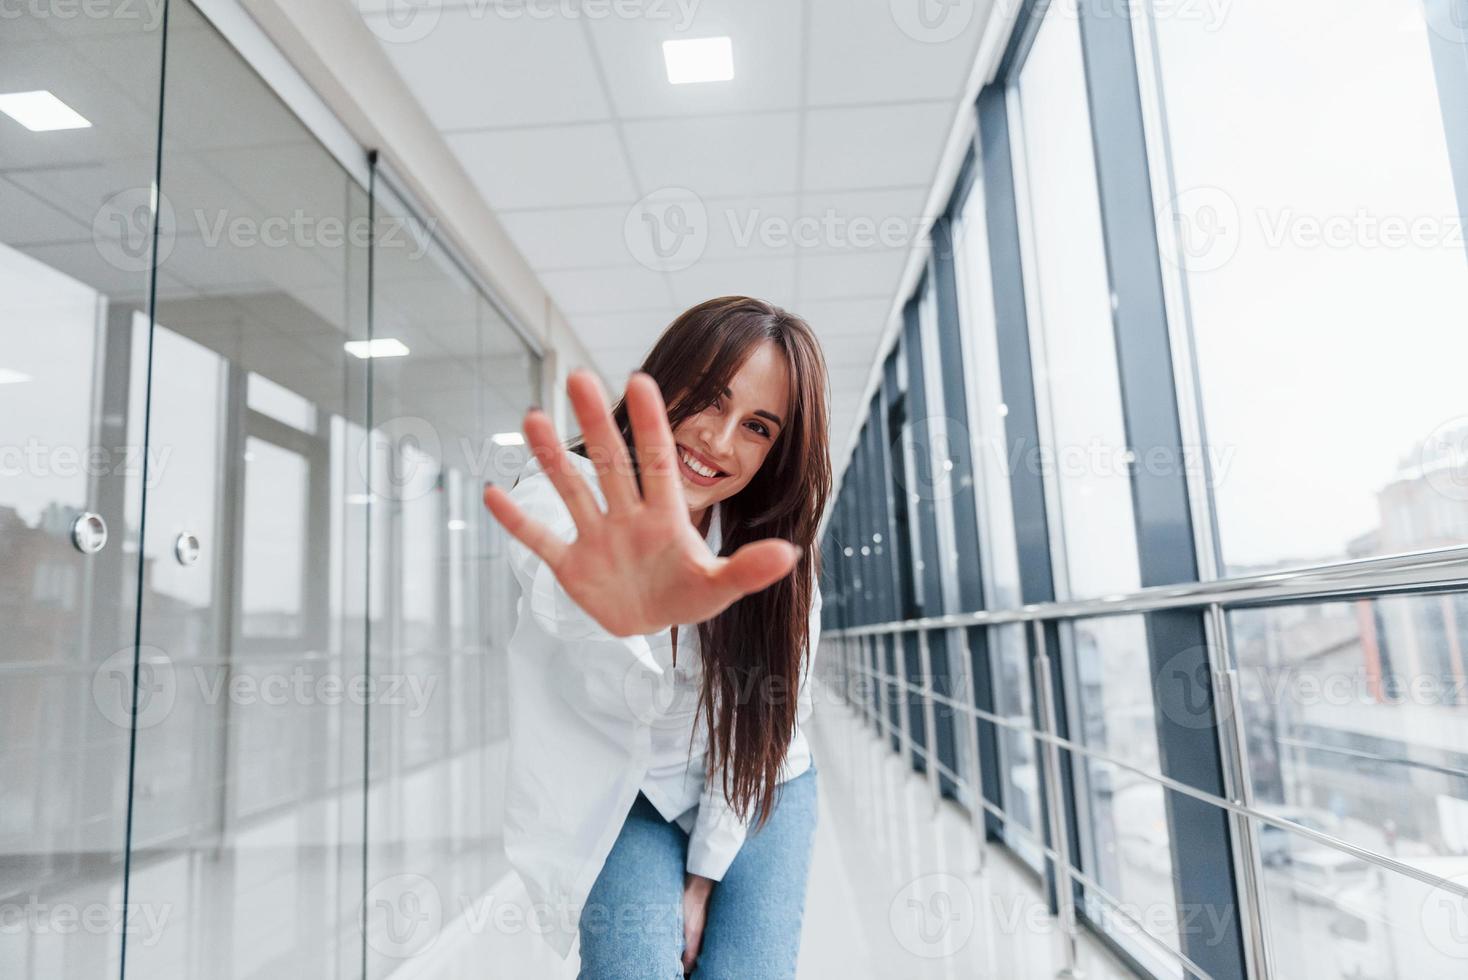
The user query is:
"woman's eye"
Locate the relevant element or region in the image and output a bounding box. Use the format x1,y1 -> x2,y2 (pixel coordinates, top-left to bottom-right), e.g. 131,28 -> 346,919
746,420 -> 771,438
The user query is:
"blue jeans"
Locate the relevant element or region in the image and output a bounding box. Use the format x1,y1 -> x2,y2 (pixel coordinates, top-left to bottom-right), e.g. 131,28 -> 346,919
577,766 -> 819,979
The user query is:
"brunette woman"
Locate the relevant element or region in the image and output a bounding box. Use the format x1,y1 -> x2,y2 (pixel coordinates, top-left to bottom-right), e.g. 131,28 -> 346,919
482,296 -> 831,978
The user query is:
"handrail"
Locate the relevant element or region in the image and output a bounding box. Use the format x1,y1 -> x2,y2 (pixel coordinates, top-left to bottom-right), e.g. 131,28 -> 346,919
821,543 -> 1468,638
839,657 -> 1468,903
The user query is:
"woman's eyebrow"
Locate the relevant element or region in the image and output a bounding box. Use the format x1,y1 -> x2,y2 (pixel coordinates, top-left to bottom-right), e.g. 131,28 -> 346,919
723,386 -> 783,427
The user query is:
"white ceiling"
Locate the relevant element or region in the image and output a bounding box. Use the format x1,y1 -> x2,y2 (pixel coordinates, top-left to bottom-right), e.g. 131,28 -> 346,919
358,0 -> 990,441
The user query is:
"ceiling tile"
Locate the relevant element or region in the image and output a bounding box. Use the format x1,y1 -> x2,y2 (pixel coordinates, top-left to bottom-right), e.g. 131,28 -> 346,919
586,0 -> 802,118
700,194 -> 800,260
498,205 -> 635,270
622,112 -> 800,199
347,0 -> 992,437
796,186 -> 933,252
806,0 -> 989,106
573,310 -> 676,350
802,103 -> 956,192
798,249 -> 907,302
374,8 -> 611,129
538,265 -> 671,313
798,297 -> 894,343
447,124 -> 636,209
666,256 -> 796,309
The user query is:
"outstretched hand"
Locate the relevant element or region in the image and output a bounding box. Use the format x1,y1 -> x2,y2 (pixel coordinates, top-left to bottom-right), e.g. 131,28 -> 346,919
482,369 -> 801,637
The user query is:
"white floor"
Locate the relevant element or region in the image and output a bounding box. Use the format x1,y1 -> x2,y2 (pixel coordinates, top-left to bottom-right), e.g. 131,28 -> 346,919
404,685 -> 1140,979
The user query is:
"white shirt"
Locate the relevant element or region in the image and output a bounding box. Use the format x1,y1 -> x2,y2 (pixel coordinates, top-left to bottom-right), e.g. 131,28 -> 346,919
500,450 -> 822,959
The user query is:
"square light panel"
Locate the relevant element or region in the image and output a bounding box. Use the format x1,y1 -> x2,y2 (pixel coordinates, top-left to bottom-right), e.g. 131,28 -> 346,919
662,37 -> 734,85
0,91 -> 92,131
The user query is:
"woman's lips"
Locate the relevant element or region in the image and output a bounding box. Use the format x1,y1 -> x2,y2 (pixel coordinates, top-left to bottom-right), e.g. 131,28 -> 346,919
677,446 -> 726,487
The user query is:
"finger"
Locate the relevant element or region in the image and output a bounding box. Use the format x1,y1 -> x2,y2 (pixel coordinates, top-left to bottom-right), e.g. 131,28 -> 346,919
624,371 -> 683,511
483,483 -> 570,572
681,925 -> 700,974
566,369 -> 638,514
707,539 -> 802,599
523,407 -> 603,532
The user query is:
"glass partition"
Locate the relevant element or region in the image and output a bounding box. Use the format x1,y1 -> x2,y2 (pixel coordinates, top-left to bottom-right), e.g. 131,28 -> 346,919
0,8 -> 164,978
121,3 -> 372,976
0,4 -> 539,979
362,178 -> 534,978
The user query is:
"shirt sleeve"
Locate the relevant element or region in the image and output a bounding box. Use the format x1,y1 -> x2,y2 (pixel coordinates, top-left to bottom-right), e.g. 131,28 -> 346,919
503,455 -> 667,726
685,580 -> 824,881
684,780 -> 750,880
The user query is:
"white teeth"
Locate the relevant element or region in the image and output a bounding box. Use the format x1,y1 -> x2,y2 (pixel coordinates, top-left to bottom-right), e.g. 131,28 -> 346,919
680,448 -> 719,479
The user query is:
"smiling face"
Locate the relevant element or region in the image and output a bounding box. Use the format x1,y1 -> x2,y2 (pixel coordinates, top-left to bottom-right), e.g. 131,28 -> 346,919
670,339 -> 791,519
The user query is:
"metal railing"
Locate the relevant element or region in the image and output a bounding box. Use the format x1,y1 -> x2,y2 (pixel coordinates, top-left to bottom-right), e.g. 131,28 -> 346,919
818,542 -> 1468,980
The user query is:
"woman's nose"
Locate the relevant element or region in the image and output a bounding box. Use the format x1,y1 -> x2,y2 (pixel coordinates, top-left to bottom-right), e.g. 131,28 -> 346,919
699,418 -> 738,459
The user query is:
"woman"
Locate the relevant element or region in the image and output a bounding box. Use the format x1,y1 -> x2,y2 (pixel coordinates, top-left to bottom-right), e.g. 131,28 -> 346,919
482,296 -> 831,978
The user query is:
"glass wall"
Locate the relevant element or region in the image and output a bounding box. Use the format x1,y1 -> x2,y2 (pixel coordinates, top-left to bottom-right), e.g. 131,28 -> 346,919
1232,593 -> 1468,980
0,3 -> 538,979
952,130 -> 1044,872
0,7 -> 164,977
818,1 -> 1468,978
362,180 -> 536,978
1147,0 -> 1468,577
1142,0 -> 1468,974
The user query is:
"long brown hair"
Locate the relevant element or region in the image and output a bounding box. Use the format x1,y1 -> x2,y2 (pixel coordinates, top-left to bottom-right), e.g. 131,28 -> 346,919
569,296 -> 830,828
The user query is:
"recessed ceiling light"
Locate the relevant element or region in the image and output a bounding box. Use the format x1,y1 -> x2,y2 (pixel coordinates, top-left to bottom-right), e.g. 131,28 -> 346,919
0,369 -> 32,384
0,91 -> 92,132
491,432 -> 526,447
344,338 -> 410,359
662,37 -> 734,85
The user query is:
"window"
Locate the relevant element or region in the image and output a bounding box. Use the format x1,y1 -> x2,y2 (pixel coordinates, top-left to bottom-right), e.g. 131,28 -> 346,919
1231,590 -> 1468,977
1012,0 -> 1142,599
1146,0 -> 1468,574
1063,615 -> 1181,969
952,179 -> 1046,866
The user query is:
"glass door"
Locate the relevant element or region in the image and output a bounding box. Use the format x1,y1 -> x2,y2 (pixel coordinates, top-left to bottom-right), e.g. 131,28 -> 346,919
0,10 -> 164,979
118,4 -> 371,977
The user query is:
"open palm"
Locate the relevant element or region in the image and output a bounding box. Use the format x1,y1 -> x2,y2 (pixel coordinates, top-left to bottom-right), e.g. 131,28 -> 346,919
483,369 -> 800,637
